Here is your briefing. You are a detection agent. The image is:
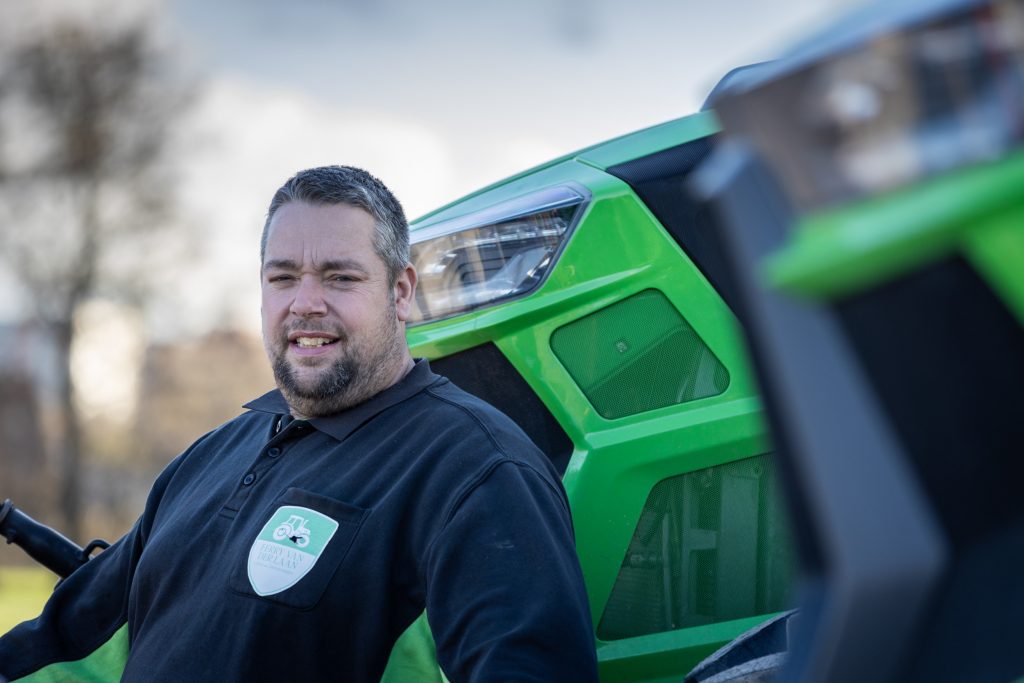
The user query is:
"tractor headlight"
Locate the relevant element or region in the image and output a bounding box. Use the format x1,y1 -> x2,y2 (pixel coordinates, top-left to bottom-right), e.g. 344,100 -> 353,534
714,0 -> 1024,213
409,186 -> 587,324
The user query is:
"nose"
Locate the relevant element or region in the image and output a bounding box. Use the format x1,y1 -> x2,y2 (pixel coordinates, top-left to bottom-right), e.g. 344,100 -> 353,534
289,275 -> 328,317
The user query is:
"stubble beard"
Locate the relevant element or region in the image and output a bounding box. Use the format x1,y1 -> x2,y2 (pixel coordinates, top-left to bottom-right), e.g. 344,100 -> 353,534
271,304 -> 403,418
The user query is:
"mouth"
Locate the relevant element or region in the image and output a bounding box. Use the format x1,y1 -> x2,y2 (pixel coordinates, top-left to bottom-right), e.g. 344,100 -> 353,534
287,332 -> 341,355
293,336 -> 338,348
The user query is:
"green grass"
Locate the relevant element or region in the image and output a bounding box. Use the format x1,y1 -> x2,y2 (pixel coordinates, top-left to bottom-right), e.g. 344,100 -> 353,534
0,566 -> 56,633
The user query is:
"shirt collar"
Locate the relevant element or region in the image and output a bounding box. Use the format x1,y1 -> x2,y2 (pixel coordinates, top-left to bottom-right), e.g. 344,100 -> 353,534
243,359 -> 444,442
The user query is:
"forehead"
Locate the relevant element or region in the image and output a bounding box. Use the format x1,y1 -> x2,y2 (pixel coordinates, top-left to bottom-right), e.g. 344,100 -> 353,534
264,201 -> 377,263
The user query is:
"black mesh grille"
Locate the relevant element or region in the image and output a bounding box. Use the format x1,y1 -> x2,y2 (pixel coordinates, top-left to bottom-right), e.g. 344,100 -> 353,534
550,290 -> 728,420
598,454 -> 793,641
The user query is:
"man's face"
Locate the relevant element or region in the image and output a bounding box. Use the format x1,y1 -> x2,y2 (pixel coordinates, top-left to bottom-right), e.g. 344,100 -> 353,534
261,201 -> 415,417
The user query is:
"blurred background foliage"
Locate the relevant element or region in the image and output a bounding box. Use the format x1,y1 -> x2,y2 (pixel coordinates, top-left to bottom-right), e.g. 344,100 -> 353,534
0,1 -> 273,550
1,9 -> 189,543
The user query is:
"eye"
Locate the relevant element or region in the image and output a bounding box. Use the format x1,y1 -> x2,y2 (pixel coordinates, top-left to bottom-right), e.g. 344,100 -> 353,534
267,274 -> 295,284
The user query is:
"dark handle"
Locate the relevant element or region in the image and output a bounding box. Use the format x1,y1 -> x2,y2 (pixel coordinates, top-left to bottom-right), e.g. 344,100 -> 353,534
0,499 -> 89,579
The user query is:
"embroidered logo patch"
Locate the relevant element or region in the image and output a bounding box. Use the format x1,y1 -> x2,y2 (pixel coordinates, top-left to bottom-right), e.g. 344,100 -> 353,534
248,505 -> 339,596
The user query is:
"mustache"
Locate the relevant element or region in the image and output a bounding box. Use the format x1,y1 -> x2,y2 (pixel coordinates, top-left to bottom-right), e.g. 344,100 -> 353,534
279,322 -> 348,342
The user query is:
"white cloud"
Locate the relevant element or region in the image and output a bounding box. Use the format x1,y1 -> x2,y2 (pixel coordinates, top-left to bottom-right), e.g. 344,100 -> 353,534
151,76 -> 460,339
72,299 -> 144,423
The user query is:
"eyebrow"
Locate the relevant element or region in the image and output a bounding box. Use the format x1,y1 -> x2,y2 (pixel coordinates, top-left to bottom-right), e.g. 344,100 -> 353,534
262,259 -> 299,272
262,258 -> 370,275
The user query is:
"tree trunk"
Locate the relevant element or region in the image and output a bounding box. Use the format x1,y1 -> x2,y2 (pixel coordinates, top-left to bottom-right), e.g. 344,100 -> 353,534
52,319 -> 83,542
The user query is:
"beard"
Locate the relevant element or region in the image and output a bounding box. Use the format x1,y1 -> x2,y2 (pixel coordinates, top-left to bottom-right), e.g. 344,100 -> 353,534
269,303 -> 403,418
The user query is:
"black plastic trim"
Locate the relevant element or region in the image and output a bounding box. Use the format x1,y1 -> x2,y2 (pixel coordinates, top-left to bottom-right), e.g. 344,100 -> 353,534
430,343 -> 574,475
606,135 -> 739,313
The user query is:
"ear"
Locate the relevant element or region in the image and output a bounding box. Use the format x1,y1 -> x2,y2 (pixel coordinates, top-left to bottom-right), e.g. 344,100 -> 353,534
393,264 -> 418,322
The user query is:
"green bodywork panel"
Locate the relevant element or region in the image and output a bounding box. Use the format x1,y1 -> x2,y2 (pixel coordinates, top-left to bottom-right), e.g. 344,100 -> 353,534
402,111 -> 791,682
575,111 -> 719,171
14,624 -> 127,682
381,613 -> 449,683
765,150 -> 1024,324
414,111 -> 720,228
963,213 -> 1024,326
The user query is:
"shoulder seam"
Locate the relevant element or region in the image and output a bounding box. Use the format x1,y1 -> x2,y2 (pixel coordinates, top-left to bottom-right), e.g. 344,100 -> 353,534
423,386 -> 505,456
423,386 -> 570,521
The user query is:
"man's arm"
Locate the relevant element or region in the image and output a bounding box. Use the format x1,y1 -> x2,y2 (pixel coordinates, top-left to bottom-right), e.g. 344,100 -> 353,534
0,451 -> 187,682
0,525 -> 140,681
423,460 -> 598,682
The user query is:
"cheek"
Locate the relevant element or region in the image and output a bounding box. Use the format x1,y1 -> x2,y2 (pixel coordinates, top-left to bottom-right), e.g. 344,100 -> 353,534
260,298 -> 290,340
259,310 -> 274,343
261,291 -> 288,319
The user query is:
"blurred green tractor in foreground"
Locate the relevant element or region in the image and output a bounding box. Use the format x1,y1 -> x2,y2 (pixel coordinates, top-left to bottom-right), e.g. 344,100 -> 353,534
693,0 -> 1024,679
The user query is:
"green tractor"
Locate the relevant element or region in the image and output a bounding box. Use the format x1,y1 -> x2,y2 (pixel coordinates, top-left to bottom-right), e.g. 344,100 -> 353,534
399,79 -> 790,683
7,100 -> 788,683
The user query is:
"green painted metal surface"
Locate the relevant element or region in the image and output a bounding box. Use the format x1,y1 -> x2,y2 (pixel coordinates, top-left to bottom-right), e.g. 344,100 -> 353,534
411,112 -> 719,227
963,213 -> 1024,327
764,150 -> 1024,308
575,111 -> 720,171
18,623 -> 128,682
405,115 -> 787,681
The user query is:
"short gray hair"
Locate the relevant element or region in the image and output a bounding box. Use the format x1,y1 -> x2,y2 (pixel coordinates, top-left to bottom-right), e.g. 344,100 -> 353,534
262,166 -> 409,283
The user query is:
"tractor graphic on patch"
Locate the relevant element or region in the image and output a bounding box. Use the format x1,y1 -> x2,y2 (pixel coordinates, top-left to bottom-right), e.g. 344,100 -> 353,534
273,514 -> 312,548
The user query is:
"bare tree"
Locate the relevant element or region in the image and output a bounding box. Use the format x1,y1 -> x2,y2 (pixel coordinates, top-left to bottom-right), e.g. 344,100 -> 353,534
0,368 -> 49,520
0,16 -> 189,540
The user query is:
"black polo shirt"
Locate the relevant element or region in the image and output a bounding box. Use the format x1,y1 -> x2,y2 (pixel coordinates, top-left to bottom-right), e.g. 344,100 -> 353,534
0,360 -> 598,682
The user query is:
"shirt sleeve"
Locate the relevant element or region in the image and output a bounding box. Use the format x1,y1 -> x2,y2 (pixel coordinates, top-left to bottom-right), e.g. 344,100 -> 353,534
0,452 -> 186,682
423,460 -> 598,683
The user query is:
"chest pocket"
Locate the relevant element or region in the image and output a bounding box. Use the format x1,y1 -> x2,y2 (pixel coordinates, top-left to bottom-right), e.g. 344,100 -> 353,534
229,487 -> 368,610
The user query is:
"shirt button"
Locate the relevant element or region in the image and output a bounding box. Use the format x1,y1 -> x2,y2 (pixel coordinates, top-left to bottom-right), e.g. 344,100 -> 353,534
267,447 -> 282,458
242,473 -> 256,486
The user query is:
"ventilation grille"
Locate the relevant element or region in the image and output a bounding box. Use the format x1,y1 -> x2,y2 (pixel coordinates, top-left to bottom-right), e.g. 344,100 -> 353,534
597,454 -> 792,641
550,290 -> 728,419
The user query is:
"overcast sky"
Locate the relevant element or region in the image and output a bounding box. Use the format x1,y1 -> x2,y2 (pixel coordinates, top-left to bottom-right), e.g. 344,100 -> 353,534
155,0 -> 859,337
1,0 -> 861,338
170,0 -> 858,216
0,0 -> 862,420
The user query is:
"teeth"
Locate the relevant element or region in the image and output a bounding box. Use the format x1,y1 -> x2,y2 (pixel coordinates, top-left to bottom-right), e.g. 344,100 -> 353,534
295,337 -> 333,348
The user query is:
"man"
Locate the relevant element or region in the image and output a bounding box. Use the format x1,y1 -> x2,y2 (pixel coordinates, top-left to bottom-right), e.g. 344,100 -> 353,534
0,166 -> 598,681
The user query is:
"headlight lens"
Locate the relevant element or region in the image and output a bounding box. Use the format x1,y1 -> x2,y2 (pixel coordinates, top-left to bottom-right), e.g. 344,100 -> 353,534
714,0 -> 1024,213
409,186 -> 587,324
